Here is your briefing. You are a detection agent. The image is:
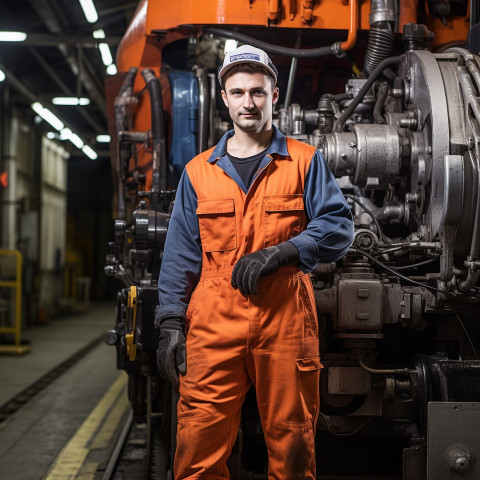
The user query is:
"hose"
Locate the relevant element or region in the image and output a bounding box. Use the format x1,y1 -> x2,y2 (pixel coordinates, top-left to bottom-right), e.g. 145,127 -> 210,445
205,27 -> 340,58
363,28 -> 396,76
372,81 -> 389,123
333,56 -> 402,132
141,69 -> 167,192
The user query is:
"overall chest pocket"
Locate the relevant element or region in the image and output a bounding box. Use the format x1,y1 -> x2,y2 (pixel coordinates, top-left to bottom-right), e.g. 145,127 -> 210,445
263,194 -> 306,247
197,198 -> 237,252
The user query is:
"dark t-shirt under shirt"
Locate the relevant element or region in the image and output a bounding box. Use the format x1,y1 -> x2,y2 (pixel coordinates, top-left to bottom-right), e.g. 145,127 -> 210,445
227,146 -> 269,190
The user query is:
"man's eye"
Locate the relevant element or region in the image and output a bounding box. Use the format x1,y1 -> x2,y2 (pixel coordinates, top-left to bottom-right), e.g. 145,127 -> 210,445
253,90 -> 265,95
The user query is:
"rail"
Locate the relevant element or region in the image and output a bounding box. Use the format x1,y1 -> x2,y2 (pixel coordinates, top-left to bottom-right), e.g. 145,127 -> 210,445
0,249 -> 30,354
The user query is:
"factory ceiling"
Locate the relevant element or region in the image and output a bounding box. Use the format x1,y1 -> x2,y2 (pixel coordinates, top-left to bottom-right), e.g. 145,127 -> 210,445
0,0 -> 137,159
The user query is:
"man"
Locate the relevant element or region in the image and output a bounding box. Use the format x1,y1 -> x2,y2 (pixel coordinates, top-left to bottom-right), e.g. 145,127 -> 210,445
155,45 -> 354,479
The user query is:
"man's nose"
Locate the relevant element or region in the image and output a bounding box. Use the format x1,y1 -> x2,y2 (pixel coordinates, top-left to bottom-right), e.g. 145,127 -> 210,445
243,93 -> 254,109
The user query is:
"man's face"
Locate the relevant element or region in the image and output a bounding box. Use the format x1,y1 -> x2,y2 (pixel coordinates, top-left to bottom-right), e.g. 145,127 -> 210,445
221,71 -> 279,133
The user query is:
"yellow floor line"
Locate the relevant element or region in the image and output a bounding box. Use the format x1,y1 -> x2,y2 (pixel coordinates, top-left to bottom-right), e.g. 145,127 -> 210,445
43,372 -> 128,480
90,389 -> 130,450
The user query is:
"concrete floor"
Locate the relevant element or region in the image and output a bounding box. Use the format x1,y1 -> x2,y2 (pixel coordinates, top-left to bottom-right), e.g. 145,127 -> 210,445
0,301 -> 116,405
0,301 -> 126,480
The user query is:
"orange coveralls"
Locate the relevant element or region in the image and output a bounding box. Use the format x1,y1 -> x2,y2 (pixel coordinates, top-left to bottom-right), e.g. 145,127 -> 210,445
157,127 -> 353,478
177,137 -> 320,479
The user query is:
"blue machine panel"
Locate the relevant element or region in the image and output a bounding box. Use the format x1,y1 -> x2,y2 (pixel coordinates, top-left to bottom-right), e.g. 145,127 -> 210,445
168,71 -> 198,175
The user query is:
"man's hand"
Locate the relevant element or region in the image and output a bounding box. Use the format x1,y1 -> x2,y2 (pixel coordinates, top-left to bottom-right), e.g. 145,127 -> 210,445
156,318 -> 186,391
231,241 -> 299,295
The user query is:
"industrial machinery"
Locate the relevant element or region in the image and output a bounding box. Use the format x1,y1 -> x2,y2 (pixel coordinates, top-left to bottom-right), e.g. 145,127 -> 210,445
104,0 -> 480,478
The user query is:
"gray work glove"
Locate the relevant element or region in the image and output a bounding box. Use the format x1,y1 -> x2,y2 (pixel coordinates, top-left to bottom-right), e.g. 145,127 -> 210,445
231,241 -> 300,295
156,317 -> 186,391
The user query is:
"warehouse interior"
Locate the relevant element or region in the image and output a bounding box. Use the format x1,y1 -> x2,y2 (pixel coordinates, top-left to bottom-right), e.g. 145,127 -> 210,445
0,1 -> 136,328
0,0 -> 479,479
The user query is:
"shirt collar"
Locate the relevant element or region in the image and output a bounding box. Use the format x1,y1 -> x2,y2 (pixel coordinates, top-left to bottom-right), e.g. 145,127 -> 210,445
207,124 -> 289,163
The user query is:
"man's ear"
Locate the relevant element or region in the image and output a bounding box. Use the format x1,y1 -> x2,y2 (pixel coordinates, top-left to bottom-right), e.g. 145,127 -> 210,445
221,89 -> 229,108
272,87 -> 279,105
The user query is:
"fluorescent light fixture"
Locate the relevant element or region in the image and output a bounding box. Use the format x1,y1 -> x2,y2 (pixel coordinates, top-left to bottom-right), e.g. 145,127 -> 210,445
96,134 -> 111,143
59,128 -> 72,140
60,127 -> 84,149
98,43 -> 113,66
52,97 -> 90,106
93,29 -> 105,39
106,64 -> 117,75
69,133 -> 84,149
46,132 -> 56,140
224,39 -> 238,54
0,31 -> 27,42
31,102 -> 64,131
78,0 -> 98,23
0,69 -> 5,82
82,145 -> 98,160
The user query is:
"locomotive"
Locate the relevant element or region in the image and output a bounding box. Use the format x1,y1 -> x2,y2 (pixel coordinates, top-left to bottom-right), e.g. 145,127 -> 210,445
104,0 -> 480,478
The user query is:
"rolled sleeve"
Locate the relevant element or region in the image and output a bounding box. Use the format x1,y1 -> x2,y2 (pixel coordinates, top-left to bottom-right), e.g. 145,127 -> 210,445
289,150 -> 354,272
156,170 -> 202,326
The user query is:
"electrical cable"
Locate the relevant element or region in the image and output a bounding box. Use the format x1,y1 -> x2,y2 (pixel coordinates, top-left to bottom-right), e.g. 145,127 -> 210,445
456,314 -> 479,360
319,412 -> 373,436
391,256 -> 440,271
349,246 -> 476,297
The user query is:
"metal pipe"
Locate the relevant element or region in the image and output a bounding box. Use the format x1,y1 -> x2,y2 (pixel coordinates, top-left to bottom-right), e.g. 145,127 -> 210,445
1,87 -> 18,250
339,0 -> 359,51
284,37 -> 302,108
359,358 -> 410,375
195,68 -> 210,154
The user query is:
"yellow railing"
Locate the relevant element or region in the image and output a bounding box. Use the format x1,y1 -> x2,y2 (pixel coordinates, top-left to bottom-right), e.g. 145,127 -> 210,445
0,249 -> 30,354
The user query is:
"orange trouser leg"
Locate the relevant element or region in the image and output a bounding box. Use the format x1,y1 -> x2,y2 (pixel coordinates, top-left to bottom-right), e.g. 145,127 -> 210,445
174,275 -> 251,480
247,270 -> 320,480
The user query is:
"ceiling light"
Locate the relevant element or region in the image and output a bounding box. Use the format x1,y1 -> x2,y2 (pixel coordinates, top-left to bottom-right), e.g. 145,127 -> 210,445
78,0 -> 98,23
224,39 -> 238,54
0,69 -> 5,82
69,133 -> 84,149
106,64 -> 117,75
0,32 -> 27,42
98,43 -> 113,66
96,135 -> 111,143
59,128 -> 72,140
82,145 -> 98,160
52,97 -> 90,106
93,29 -> 105,39
31,102 -> 64,131
46,132 -> 56,140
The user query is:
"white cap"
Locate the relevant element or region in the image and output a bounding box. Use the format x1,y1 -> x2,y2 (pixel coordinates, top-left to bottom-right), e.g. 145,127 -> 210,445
218,44 -> 278,84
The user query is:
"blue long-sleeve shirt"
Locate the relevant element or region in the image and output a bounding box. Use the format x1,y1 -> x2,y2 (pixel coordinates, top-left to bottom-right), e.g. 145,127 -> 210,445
156,126 -> 353,324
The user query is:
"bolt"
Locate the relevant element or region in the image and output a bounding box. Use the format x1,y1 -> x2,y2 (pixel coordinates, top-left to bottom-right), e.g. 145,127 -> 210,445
349,141 -> 357,148
340,153 -> 347,160
398,118 -> 418,129
468,138 -> 475,149
453,456 -> 469,472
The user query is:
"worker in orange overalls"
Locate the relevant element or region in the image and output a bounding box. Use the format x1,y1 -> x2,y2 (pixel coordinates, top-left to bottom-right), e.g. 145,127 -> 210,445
155,45 -> 354,479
